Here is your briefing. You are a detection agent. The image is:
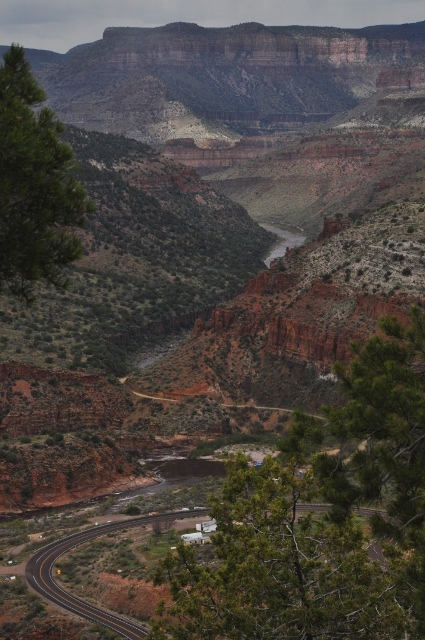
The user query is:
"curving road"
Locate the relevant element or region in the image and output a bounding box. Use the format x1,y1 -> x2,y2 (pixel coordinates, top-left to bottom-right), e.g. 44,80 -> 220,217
25,511 -> 208,640
25,506 -> 385,639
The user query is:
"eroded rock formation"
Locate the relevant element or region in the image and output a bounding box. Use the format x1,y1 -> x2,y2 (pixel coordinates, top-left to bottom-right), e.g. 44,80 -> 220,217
0,363 -> 161,514
0,363 -> 131,438
131,204 -> 425,413
37,21 -> 425,144
207,128 -> 425,237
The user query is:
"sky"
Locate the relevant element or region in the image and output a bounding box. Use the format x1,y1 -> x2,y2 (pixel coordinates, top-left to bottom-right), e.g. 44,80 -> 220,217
1,0 -> 424,54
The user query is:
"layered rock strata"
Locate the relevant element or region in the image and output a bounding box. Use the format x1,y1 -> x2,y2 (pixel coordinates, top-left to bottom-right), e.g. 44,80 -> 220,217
131,203 -> 425,413
207,129 -> 425,236
0,363 -> 131,438
38,21 -> 425,143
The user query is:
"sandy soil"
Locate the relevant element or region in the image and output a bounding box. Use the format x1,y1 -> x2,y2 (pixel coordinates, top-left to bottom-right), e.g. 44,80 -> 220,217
0,562 -> 25,576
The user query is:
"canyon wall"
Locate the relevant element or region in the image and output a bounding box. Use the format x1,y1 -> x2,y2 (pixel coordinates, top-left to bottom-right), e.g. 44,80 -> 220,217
207,128 -> 425,237
376,66 -> 425,90
163,137 -> 286,168
0,363 -> 161,514
41,21 -> 425,144
102,23 -> 369,69
163,132 -> 381,170
131,204 -> 425,413
0,437 -> 154,515
0,363 -> 132,438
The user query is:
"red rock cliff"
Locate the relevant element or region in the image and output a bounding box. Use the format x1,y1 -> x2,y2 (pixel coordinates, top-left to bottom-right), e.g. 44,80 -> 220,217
136,210 -> 424,413
0,362 -> 132,437
318,218 -> 350,241
163,137 -> 286,169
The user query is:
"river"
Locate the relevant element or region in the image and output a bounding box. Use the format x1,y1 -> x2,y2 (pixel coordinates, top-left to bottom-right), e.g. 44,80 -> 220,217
109,458 -> 226,512
262,225 -> 306,268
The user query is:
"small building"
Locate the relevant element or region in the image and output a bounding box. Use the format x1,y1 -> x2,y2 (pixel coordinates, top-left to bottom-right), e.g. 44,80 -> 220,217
196,519 -> 217,533
181,532 -> 211,546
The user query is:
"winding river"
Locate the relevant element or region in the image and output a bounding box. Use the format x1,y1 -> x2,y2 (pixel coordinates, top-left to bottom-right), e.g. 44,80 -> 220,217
262,225 -> 306,268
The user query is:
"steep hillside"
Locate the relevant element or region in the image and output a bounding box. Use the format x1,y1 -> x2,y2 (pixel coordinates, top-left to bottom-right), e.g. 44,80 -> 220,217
163,136 -> 293,171
128,201 -> 425,420
25,20 -> 425,144
329,90 -> 425,130
0,362 -> 156,514
0,360 -> 233,514
0,127 -> 273,374
206,129 -> 425,237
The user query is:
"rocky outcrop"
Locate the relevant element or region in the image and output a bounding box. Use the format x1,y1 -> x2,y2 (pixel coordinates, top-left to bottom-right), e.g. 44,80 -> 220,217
244,270 -> 293,295
318,218 -> 350,241
0,363 -> 132,438
0,362 -> 152,514
210,308 -> 236,332
125,164 -> 208,192
264,284 -> 410,369
0,364 -> 170,515
132,203 -> 425,412
0,437 -> 156,515
163,137 -> 286,169
376,66 -> 425,90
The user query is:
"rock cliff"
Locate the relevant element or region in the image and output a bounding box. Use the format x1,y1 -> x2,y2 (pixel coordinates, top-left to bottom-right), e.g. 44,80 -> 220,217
0,435 -> 153,515
207,128 -> 425,236
33,21 -> 425,144
0,363 -> 131,437
376,66 -> 425,91
163,136 -> 289,169
0,363 -> 160,515
102,23 -> 369,68
130,202 -> 425,414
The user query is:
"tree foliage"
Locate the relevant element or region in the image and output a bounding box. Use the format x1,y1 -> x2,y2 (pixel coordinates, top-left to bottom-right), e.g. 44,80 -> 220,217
287,305 -> 425,633
149,454 -> 409,640
0,45 -> 94,301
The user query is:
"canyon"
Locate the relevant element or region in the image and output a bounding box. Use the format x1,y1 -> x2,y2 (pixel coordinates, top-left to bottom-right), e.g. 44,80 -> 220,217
0,126 -> 272,376
2,21 -> 425,639
204,127 -> 425,236
1,17 -> 425,528
2,24 -> 425,520
129,201 -> 425,417
7,20 -> 422,147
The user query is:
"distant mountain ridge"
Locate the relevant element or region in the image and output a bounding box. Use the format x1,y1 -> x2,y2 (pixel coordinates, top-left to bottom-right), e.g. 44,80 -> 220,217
3,20 -> 424,145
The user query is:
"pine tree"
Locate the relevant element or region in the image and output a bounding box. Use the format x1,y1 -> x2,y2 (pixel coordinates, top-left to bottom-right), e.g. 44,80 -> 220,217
0,45 -> 94,301
149,454 -> 409,640
288,305 -> 425,633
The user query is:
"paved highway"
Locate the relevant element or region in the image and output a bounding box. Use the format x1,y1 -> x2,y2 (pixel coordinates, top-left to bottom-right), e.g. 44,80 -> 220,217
25,505 -> 384,639
25,511 -> 209,640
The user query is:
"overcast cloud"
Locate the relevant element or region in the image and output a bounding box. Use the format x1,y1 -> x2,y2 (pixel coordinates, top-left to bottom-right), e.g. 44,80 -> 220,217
1,0 -> 424,53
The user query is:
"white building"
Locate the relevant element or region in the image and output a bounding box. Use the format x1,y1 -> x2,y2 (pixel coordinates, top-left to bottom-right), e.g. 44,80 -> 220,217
195,519 -> 217,533
181,532 -> 211,546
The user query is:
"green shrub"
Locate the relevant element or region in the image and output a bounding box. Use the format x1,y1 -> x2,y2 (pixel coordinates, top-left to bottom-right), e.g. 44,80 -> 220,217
124,505 -> 141,516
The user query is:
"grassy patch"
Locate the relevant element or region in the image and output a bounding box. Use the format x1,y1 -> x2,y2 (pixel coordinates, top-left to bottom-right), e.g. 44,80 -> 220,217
188,433 -> 279,458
